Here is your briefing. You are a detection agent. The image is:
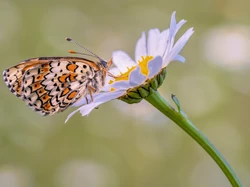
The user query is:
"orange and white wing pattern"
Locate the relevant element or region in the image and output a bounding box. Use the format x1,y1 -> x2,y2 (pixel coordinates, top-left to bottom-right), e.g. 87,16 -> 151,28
3,57 -> 108,116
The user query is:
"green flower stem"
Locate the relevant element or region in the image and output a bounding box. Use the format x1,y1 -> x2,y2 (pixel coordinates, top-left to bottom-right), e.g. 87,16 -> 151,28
145,89 -> 242,187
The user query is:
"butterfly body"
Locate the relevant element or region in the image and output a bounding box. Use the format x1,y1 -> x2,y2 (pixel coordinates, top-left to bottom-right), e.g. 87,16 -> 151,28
3,56 -> 112,116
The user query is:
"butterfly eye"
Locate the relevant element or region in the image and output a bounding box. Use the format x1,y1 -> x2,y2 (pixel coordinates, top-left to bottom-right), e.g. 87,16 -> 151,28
100,60 -> 108,68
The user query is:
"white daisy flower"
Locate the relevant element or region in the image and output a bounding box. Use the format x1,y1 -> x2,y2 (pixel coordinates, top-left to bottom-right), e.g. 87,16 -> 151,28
66,11 -> 194,122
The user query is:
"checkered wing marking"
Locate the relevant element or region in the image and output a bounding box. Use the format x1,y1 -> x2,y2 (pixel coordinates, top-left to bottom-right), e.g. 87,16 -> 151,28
3,60 -> 43,97
3,57 -> 104,116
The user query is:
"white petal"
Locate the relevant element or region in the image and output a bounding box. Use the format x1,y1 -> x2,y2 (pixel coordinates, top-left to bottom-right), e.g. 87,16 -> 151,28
129,66 -> 147,86
156,29 -> 170,57
163,28 -> 194,66
65,108 -> 81,123
102,84 -> 111,92
166,20 -> 186,57
174,19 -> 187,37
163,11 -> 181,60
105,75 -> 113,85
111,80 -> 131,90
173,28 -> 194,54
169,11 -> 177,38
72,94 -> 92,107
108,67 -> 121,76
102,78 -> 113,91
135,32 -> 147,63
173,55 -> 185,63
148,56 -> 163,78
112,51 -> 136,73
147,28 -> 160,56
78,102 -> 102,116
65,90 -> 125,123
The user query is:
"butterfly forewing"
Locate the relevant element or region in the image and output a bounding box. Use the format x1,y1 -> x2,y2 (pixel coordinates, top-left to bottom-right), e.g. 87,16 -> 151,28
3,57 -> 108,116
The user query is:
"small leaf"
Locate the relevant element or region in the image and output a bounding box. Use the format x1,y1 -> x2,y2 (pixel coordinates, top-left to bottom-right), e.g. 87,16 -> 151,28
171,94 -> 181,112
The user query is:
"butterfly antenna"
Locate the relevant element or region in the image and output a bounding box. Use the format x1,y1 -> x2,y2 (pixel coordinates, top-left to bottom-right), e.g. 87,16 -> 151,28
68,50 -> 98,58
66,37 -> 108,67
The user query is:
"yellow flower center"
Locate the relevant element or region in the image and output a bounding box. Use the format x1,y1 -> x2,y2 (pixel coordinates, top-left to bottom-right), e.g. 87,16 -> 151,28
108,66 -> 136,85
109,55 -> 153,85
138,56 -> 153,76
108,56 -> 153,92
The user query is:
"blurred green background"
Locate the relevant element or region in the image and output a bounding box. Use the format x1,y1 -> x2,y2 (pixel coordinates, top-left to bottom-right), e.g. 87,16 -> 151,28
0,0 -> 250,186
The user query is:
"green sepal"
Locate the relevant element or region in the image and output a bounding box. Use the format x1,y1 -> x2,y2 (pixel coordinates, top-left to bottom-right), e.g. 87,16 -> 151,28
120,95 -> 142,104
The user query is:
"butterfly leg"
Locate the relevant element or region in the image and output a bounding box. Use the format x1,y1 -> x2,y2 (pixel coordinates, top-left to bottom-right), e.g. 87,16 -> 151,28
87,85 -> 96,102
87,86 -> 99,109
107,71 -> 118,78
85,97 -> 89,104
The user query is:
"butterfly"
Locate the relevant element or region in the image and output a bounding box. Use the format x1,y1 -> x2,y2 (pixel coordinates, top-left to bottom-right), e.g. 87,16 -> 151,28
3,38 -> 113,116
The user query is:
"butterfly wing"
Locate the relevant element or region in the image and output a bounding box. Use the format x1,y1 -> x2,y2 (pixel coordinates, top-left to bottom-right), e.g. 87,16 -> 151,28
3,57 -> 105,116
3,59 -> 44,97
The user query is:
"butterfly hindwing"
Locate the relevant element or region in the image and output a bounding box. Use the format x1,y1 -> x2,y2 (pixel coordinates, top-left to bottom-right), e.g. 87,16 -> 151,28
3,60 -> 42,97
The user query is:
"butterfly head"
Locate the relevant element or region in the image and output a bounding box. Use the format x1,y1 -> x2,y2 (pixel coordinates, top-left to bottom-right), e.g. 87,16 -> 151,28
100,58 -> 112,70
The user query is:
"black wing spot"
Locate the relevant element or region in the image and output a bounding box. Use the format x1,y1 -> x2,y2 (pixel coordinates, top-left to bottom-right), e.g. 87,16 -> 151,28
83,65 -> 87,69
